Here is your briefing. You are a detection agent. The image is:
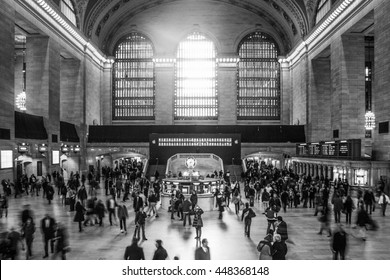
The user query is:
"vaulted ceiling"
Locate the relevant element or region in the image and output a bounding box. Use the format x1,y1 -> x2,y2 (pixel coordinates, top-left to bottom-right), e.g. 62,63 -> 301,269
74,0 -> 320,55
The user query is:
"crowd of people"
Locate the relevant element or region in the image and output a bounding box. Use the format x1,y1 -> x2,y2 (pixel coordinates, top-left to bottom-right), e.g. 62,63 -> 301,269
0,157 -> 389,260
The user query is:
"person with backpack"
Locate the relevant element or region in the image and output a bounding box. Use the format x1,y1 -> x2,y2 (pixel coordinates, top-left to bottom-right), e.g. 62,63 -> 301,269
241,202 -> 256,238
257,230 -> 273,260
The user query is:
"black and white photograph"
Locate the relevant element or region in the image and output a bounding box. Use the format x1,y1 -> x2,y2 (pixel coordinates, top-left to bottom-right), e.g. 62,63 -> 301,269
1,0 -> 390,271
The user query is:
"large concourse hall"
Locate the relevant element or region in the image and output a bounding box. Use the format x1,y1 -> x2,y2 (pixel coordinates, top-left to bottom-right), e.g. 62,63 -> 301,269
1,0 -> 390,260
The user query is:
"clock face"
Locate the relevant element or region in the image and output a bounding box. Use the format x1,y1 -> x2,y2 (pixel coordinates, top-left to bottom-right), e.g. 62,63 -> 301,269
185,157 -> 197,169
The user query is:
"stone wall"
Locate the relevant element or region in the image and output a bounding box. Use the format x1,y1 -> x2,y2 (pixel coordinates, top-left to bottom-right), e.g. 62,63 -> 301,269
308,58 -> 331,142
290,56 -> 308,127
373,0 -> 390,160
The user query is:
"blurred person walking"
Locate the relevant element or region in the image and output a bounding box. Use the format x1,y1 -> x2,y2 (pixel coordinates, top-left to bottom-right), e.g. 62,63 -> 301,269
124,238 -> 145,260
241,202 -> 256,238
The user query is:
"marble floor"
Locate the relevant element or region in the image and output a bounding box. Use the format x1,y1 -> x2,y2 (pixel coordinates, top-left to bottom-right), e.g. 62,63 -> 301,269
0,183 -> 389,260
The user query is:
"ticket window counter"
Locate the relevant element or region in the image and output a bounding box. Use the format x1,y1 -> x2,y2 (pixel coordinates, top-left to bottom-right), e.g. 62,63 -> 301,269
161,179 -> 219,211
354,169 -> 368,186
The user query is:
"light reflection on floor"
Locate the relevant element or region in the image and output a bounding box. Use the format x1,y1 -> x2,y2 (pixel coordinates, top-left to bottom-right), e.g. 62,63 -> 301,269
0,182 -> 389,260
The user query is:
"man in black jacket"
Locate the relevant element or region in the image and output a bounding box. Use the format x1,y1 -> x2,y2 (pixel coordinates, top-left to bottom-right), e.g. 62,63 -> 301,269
133,192 -> 144,213
124,238 -> 145,260
275,216 -> 288,243
195,238 -> 211,260
41,213 -> 56,258
152,239 -> 168,260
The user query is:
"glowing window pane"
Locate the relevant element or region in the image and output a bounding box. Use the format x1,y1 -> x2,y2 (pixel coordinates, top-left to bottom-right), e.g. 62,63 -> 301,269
60,0 -> 77,26
237,32 -> 280,120
315,0 -> 331,24
112,33 -> 155,120
175,32 -> 217,120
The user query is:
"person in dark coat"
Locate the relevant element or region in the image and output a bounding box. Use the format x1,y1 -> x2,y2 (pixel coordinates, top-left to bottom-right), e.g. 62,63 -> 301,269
40,214 -> 56,258
74,200 -> 85,232
331,224 -> 347,260
22,217 -> 35,259
190,190 -> 198,211
124,238 -> 145,260
356,206 -> 370,241
275,216 -> 288,243
135,209 -> 147,241
46,184 -> 55,204
77,185 -> 88,207
343,195 -> 355,224
271,234 -> 287,260
7,227 -> 23,260
192,205 -> 204,239
95,199 -> 106,226
21,204 -> 34,226
117,204 -> 129,233
152,239 -> 168,260
241,202 -> 256,237
280,190 -> 289,213
133,192 -> 144,213
332,193 -> 343,223
53,222 -> 69,260
195,238 -> 211,260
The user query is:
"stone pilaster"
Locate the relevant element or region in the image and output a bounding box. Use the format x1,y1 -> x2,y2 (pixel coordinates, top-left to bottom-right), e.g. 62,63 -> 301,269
0,0 -> 15,180
60,58 -> 83,125
155,62 -> 175,125
218,63 -> 237,125
373,0 -> 390,160
308,58 -> 331,142
330,34 -> 365,140
280,60 -> 290,125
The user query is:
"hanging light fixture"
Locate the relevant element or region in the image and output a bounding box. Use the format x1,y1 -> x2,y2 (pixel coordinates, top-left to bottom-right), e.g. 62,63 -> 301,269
16,36 -> 27,111
364,37 -> 375,131
364,111 -> 375,130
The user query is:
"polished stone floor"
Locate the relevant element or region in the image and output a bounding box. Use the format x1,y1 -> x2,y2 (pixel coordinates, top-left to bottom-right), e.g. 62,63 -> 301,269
0,183 -> 389,260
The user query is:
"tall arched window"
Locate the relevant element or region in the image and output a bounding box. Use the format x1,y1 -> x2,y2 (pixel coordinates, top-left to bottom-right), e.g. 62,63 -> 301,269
60,0 -> 77,26
237,32 -> 280,120
112,33 -> 155,120
315,0 -> 332,24
175,32 -> 217,120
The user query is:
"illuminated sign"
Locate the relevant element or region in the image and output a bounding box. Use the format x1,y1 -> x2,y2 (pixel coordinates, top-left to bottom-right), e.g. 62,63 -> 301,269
18,144 -> 29,153
38,144 -> 48,152
52,150 -> 60,165
0,150 -> 13,169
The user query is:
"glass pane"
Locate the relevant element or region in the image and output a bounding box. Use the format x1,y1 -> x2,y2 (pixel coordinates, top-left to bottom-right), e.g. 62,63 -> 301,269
237,32 -> 280,120
175,32 -> 217,120
60,0 -> 77,26
112,33 -> 155,120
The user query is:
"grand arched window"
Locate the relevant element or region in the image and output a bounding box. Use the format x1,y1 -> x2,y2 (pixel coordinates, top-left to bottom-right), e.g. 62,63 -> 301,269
175,32 -> 217,120
315,0 -> 332,24
112,33 -> 155,120
237,32 -> 280,120
60,0 -> 77,26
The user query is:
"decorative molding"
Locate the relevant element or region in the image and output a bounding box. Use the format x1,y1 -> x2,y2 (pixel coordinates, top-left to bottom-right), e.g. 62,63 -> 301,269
85,0 -> 115,37
284,0 -> 358,66
280,0 -> 309,36
24,0 -> 110,66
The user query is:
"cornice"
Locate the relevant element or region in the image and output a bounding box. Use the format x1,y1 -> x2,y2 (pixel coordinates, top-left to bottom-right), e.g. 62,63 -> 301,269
281,0 -> 365,67
20,0 -> 113,67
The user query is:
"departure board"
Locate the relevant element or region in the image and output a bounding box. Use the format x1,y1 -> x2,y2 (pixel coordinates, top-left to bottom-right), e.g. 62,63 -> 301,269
296,139 -> 361,159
